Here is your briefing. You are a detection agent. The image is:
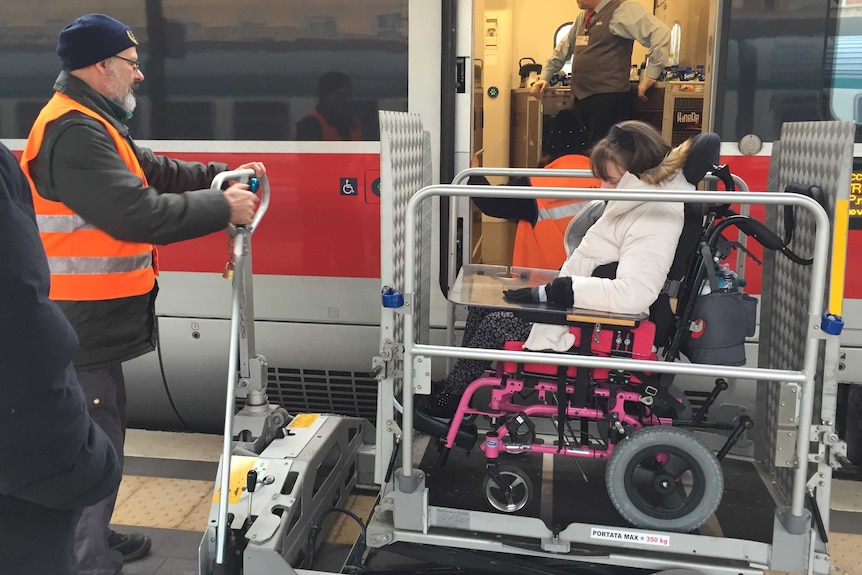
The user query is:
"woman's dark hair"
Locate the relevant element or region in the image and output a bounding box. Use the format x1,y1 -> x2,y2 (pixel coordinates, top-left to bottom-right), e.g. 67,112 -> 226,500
590,120 -> 683,184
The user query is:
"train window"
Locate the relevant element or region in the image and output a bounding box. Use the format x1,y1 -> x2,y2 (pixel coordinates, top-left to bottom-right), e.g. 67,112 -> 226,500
716,1 -> 828,142
554,22 -> 574,75
825,1 -> 862,126
0,1 -> 408,141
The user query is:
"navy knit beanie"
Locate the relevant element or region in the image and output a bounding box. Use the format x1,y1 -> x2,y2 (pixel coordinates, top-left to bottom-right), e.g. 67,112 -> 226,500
57,14 -> 139,71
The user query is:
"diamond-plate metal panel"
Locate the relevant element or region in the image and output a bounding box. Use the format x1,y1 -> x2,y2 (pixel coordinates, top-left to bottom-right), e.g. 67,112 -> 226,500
418,131 -> 433,345
755,141 -> 782,467
756,121 -> 854,502
379,111 -> 431,385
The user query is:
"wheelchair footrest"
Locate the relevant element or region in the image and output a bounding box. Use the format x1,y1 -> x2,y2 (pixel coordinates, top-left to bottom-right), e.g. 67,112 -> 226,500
412,410 -> 478,450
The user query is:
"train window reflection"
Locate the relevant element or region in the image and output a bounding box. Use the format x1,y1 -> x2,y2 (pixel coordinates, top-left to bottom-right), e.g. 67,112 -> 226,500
0,1 -> 408,141
826,2 -> 862,125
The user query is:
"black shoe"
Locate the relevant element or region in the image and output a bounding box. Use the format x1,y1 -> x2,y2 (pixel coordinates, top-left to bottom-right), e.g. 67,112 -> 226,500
108,530 -> 152,563
414,391 -> 460,419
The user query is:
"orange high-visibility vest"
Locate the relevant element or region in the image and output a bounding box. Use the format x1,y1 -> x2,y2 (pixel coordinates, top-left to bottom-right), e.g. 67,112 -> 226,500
21,92 -> 157,301
512,154 -> 599,269
308,109 -> 362,141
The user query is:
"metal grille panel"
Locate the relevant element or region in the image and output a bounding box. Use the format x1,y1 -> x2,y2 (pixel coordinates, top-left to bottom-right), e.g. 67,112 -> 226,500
260,367 -> 379,421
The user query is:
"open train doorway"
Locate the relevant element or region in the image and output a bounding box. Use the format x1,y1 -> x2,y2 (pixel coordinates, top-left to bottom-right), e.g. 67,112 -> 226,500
468,0 -> 719,269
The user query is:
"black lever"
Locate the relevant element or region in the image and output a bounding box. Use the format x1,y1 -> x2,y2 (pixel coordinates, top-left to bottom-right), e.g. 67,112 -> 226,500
711,164 -> 736,192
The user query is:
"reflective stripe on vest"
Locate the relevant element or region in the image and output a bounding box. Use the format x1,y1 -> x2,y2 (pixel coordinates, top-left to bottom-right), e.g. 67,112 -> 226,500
35,214 -> 98,232
47,253 -> 153,275
21,91 -> 156,301
537,201 -> 587,222
309,109 -> 362,141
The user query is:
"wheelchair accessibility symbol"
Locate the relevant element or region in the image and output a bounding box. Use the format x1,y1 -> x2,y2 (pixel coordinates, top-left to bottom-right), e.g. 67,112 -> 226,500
340,177 -> 358,196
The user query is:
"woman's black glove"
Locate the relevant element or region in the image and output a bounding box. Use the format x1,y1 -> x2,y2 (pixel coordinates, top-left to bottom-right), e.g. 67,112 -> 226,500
503,277 -> 574,308
502,286 -> 539,302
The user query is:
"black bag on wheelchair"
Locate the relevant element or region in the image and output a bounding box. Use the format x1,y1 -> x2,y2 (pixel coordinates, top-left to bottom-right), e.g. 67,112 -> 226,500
681,289 -> 758,366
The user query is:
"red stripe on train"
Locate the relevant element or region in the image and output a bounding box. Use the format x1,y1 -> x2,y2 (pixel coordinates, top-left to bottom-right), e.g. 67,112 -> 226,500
157,152 -> 381,278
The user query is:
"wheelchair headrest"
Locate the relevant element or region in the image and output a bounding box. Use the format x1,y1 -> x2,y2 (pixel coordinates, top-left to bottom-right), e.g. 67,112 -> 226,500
682,132 -> 721,186
564,200 -> 606,256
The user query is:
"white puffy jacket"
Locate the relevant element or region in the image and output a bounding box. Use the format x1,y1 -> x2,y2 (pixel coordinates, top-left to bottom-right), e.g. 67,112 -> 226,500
524,169 -> 688,352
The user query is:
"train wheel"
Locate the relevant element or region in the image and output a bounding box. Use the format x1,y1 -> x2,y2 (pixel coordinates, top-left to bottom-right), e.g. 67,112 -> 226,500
483,465 -> 532,513
606,426 -> 722,532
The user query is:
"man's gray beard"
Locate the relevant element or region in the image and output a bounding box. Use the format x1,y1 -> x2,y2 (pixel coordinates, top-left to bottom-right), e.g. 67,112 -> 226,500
119,92 -> 137,113
105,63 -> 137,112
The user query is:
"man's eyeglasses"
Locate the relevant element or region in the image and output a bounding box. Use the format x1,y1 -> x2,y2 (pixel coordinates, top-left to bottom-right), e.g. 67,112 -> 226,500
113,55 -> 141,72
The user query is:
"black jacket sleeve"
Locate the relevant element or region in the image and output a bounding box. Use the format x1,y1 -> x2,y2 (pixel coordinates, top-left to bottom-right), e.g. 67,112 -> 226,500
468,175 -> 539,225
36,118 -> 231,246
0,142 -> 121,509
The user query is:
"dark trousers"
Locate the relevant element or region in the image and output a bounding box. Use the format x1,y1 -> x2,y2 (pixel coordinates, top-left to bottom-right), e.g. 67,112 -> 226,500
2,508 -> 81,575
74,364 -> 126,575
572,91 -> 634,147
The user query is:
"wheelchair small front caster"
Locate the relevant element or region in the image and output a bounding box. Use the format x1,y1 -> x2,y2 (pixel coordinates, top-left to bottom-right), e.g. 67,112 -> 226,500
483,464 -> 532,513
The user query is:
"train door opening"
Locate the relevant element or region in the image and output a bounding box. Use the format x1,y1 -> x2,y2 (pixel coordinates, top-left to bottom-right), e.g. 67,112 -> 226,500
466,0 -> 719,270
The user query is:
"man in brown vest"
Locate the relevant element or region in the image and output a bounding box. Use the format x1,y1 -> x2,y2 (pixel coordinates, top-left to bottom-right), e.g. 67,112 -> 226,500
531,0 -> 670,146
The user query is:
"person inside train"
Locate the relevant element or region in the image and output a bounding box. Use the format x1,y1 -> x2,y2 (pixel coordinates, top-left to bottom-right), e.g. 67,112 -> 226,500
296,71 -> 367,141
0,140 -> 121,575
530,0 -> 671,146
416,120 -> 706,418
469,109 -> 600,270
20,13 -> 264,574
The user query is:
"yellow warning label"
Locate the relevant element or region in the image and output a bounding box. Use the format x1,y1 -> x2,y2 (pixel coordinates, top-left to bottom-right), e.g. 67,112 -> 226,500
288,413 -> 320,428
213,456 -> 257,504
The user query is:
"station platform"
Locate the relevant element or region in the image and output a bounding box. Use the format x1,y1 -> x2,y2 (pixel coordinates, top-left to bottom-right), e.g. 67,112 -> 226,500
115,429 -> 862,575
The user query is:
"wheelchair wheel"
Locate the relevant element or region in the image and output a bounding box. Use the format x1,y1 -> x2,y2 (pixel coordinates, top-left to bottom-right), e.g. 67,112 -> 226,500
483,465 -> 532,513
605,426 -> 722,532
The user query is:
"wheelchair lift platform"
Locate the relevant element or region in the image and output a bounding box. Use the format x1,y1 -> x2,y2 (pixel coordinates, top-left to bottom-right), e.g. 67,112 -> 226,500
201,115 -> 856,575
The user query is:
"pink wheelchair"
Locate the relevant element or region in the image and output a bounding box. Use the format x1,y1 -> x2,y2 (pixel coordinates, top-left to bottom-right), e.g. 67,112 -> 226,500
437,314 -> 736,533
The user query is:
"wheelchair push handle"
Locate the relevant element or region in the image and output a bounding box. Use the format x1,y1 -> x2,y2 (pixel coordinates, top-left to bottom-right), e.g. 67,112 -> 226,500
210,168 -> 271,234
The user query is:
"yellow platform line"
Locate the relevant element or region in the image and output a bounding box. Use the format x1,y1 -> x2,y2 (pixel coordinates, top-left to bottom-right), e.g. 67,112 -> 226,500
112,475 -> 377,539
111,475 -> 213,532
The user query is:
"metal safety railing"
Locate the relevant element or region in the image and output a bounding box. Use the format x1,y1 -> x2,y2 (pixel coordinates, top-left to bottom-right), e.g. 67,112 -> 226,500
445,168 -> 751,351
402,183 -> 830,528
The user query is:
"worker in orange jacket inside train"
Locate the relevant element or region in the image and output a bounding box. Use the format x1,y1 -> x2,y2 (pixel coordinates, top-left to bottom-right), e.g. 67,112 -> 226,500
20,14 -> 264,575
470,153 -> 600,269
469,109 -> 600,270
296,71 -> 368,141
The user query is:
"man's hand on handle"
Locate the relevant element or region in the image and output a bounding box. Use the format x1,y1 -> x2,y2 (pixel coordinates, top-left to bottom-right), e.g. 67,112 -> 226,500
224,162 -> 266,225
236,162 -> 267,178
224,184 -> 259,225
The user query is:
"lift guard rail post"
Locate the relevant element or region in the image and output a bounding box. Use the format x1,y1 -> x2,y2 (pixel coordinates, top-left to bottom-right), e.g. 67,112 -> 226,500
445,169 -> 750,351
406,184 -> 830,530
211,170 -> 271,566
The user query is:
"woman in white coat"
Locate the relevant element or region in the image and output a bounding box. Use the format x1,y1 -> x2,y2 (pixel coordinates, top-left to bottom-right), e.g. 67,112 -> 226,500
417,120 -> 694,418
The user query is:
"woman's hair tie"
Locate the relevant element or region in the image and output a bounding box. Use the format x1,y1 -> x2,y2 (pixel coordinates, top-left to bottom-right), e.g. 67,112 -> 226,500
608,124 -> 636,153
